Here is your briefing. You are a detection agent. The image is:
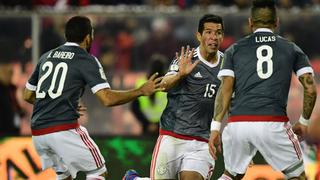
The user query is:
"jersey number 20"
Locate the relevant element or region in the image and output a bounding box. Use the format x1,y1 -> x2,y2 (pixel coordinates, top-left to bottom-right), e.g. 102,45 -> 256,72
256,45 -> 273,79
36,61 -> 68,99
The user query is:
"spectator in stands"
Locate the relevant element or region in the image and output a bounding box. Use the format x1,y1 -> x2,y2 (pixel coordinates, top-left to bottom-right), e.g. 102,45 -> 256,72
140,17 -> 178,70
0,62 -> 24,136
131,54 -> 168,135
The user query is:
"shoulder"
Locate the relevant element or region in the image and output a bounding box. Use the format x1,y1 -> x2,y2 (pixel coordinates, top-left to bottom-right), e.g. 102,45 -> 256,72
218,50 -> 224,57
276,35 -> 302,52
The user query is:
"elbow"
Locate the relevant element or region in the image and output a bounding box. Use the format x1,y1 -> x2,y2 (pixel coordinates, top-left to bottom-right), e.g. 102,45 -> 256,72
23,96 -> 34,104
23,94 -> 34,104
102,101 -> 113,107
102,99 -> 116,107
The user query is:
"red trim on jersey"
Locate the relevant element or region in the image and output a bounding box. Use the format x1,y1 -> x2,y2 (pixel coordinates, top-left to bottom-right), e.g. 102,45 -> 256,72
31,122 -> 80,136
228,115 -> 289,123
159,129 -> 208,143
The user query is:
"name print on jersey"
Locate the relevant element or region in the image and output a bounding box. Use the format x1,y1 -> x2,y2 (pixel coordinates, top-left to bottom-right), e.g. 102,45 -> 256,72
47,51 -> 75,59
255,35 -> 276,43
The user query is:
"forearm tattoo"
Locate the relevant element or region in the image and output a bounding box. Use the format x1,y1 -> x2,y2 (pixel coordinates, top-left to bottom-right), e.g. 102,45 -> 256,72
299,74 -> 317,119
214,88 -> 226,122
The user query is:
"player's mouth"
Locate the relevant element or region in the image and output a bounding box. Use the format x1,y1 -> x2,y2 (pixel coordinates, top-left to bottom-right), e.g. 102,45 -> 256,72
208,43 -> 217,49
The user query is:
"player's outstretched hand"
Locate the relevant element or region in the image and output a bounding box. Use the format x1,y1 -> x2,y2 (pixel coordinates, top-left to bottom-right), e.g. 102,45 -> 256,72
177,46 -> 199,78
208,130 -> 221,160
292,122 -> 308,141
140,72 -> 165,96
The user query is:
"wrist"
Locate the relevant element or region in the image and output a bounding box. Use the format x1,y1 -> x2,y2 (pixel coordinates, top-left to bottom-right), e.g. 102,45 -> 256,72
299,115 -> 309,126
137,87 -> 144,96
210,120 -> 221,131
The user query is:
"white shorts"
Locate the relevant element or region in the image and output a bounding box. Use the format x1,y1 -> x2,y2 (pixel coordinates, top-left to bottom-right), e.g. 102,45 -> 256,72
150,135 -> 215,180
222,122 -> 304,178
32,126 -> 106,179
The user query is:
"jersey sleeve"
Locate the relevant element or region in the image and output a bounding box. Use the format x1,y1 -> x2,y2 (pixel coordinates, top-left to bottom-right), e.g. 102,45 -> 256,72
26,62 -> 40,91
217,45 -> 235,80
165,56 -> 179,76
293,44 -> 314,77
80,56 -> 110,94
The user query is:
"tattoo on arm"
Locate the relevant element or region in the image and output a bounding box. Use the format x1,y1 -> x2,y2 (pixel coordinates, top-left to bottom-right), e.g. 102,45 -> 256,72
299,74 -> 317,119
214,88 -> 224,122
214,77 -> 234,122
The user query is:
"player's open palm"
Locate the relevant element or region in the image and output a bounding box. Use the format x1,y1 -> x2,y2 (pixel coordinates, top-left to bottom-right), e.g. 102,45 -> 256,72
140,72 -> 165,96
208,130 -> 221,160
177,46 -> 199,77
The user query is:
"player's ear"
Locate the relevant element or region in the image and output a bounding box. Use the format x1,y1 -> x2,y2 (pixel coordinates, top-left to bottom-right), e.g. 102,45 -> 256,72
196,32 -> 201,42
84,34 -> 91,45
248,18 -> 253,30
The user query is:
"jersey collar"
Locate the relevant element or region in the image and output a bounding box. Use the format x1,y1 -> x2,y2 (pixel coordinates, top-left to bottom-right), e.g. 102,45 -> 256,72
196,47 -> 221,68
64,42 -> 80,46
254,28 -> 273,33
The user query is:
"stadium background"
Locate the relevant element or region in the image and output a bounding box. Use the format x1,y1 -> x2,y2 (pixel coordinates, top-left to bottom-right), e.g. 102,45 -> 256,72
0,0 -> 319,179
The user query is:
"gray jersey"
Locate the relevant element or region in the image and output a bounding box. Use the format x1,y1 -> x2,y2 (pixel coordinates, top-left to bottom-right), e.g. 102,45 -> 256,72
26,42 -> 110,132
218,28 -> 313,121
160,47 -> 223,140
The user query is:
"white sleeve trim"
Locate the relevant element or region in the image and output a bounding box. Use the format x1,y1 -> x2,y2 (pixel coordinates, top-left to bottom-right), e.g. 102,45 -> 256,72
217,69 -> 235,80
296,67 -> 314,77
26,82 -> 37,91
91,82 -> 110,94
165,71 -> 178,76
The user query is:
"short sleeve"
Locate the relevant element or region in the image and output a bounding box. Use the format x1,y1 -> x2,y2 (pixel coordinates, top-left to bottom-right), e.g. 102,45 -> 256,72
80,56 -> 110,94
293,44 -> 314,77
217,45 -> 235,80
165,56 -> 179,76
26,62 -> 40,91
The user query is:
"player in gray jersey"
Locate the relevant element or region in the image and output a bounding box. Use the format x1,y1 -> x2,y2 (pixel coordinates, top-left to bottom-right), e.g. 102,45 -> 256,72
208,0 -> 317,179
123,14 -> 224,180
23,16 -> 164,180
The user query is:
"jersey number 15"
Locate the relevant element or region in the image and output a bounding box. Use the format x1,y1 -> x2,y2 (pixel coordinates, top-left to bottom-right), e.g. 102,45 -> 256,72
204,84 -> 216,98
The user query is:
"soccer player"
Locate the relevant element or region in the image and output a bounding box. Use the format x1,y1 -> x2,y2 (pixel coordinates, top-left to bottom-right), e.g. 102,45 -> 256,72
124,14 -> 224,180
208,0 -> 317,179
23,16 -> 164,180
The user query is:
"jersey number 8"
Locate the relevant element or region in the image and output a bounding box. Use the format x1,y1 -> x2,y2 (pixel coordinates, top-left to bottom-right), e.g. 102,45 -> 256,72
36,61 -> 68,99
256,45 -> 273,79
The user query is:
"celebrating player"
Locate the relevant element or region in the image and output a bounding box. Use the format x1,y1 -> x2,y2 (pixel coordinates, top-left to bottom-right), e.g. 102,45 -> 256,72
208,0 -> 317,179
23,16 -> 164,180
124,14 -> 224,180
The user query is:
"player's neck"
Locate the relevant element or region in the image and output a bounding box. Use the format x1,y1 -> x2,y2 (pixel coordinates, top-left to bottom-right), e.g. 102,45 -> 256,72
199,47 -> 218,64
202,52 -> 217,64
207,53 -> 217,64
252,26 -> 275,32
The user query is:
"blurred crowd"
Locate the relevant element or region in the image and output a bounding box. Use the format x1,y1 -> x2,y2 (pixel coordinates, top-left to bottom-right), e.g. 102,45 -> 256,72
1,0 -> 320,11
0,10 -> 319,136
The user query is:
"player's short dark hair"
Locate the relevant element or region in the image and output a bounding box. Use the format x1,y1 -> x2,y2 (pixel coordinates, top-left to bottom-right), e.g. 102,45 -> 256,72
65,16 -> 92,43
251,0 -> 277,26
198,14 -> 224,34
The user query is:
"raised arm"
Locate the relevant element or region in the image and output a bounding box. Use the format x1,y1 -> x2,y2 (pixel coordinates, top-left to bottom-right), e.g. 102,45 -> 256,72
161,46 -> 199,91
95,73 -> 164,107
